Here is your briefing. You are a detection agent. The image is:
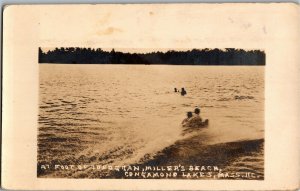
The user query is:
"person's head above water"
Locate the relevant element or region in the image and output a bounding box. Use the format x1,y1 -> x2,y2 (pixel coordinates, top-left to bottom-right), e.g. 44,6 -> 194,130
182,87 -> 185,91
187,111 -> 193,118
194,108 -> 200,115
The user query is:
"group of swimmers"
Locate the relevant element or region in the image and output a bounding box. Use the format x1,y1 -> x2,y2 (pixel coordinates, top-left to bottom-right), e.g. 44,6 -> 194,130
174,87 -> 187,96
173,87 -> 208,128
182,107 -> 209,128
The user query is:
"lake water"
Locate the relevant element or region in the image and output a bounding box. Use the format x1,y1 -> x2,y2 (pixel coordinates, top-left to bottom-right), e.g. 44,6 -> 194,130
38,65 -> 264,178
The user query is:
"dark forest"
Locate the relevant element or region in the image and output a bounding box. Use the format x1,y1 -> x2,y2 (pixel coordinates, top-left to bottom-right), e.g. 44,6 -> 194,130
39,47 -> 265,65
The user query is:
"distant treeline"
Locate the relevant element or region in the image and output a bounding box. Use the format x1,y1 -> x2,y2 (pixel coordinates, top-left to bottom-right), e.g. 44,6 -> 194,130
39,47 -> 265,65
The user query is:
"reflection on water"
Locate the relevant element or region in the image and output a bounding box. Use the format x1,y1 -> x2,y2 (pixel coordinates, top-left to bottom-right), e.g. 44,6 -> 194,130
38,64 -> 264,178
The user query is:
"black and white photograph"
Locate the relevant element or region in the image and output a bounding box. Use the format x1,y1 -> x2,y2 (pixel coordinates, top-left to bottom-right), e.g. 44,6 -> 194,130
2,3 -> 299,190
37,47 -> 265,179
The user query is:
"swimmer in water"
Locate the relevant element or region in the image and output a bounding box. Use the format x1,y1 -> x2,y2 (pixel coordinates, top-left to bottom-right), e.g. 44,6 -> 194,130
181,88 -> 187,96
189,107 -> 209,127
182,111 -> 193,127
183,107 -> 209,128
193,108 -> 202,121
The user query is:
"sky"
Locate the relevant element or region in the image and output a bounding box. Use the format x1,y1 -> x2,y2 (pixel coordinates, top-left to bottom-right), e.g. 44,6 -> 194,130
35,4 -> 278,52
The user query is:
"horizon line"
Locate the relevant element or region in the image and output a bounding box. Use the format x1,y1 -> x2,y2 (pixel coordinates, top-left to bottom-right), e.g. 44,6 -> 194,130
40,47 -> 265,54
